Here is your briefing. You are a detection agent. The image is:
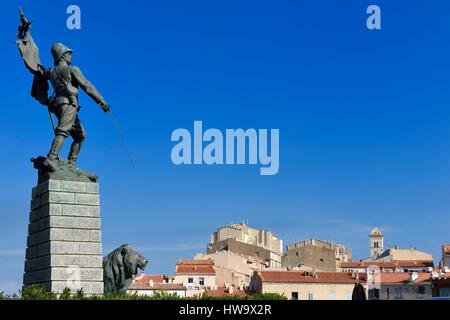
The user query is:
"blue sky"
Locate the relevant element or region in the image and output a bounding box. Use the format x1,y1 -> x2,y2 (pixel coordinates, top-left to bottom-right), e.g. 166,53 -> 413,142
1,0 -> 450,294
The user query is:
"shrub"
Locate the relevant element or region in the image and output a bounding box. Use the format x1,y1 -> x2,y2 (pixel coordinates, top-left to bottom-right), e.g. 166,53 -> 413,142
199,292 -> 287,300
58,287 -> 72,300
247,292 -> 287,300
16,285 -> 287,300
20,284 -> 57,300
73,288 -> 86,300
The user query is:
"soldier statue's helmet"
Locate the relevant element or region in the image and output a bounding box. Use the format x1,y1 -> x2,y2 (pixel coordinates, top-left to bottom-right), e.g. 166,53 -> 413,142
51,43 -> 73,65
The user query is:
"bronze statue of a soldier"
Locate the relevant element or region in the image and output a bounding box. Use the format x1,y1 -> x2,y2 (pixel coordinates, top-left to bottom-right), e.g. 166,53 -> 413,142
16,8 -> 116,179
43,43 -> 110,168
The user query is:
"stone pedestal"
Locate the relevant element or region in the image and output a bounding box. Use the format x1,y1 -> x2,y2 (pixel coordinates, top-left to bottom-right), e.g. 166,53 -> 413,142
23,179 -> 104,295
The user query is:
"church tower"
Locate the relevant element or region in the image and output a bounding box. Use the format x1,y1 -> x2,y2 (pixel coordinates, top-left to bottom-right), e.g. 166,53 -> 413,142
369,227 -> 384,258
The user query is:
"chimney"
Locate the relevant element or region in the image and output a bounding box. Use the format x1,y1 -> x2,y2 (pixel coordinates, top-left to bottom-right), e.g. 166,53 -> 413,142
409,272 -> 418,282
149,280 -> 154,287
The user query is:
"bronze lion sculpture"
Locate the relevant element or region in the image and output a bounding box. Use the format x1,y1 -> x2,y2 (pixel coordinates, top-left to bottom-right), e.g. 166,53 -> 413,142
103,244 -> 148,296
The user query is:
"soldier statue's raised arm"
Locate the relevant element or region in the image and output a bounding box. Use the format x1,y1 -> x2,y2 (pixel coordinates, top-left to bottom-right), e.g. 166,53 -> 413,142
43,43 -> 110,168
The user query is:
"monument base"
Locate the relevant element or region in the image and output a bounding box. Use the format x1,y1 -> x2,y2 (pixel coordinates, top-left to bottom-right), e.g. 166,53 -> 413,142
23,177 -> 104,295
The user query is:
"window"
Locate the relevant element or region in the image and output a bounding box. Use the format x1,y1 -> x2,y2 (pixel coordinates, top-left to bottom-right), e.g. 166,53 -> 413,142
199,277 -> 205,286
307,292 -> 314,300
188,277 -> 193,284
368,288 -> 380,300
395,287 -> 403,300
329,292 -> 336,300
255,251 -> 260,257
417,286 -> 425,294
440,288 -> 450,297
291,292 -> 298,300
296,252 -> 299,256
386,288 -> 390,300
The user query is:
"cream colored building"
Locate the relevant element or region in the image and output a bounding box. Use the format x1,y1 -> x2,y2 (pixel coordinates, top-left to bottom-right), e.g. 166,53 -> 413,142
195,250 -> 266,288
372,272 -> 432,300
208,222 -> 283,268
249,270 -> 364,300
376,246 -> 433,262
127,282 -> 187,298
128,274 -> 187,297
173,259 -> 216,297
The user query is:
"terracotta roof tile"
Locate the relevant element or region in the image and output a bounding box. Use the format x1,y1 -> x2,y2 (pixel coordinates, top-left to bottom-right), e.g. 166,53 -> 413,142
204,287 -> 247,297
379,272 -> 431,284
393,260 -> 434,268
259,271 -> 431,285
129,282 -> 186,290
175,259 -> 215,274
259,271 -> 366,284
176,266 -> 215,275
339,261 -> 397,268
133,274 -> 166,283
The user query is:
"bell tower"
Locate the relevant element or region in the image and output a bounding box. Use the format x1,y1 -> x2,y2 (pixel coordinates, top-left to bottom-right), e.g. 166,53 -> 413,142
369,227 -> 384,258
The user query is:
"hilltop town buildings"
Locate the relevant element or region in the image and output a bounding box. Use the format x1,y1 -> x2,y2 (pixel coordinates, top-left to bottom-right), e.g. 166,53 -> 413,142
129,223 -> 447,300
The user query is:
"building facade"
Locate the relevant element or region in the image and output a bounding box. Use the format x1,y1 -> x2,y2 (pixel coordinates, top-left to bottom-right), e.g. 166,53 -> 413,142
369,272 -> 432,300
431,271 -> 450,298
283,238 -> 352,272
173,259 -> 216,297
208,222 -> 283,268
338,261 -> 397,273
249,270 -> 364,300
195,250 -> 266,288
127,282 -> 187,298
128,274 -> 187,297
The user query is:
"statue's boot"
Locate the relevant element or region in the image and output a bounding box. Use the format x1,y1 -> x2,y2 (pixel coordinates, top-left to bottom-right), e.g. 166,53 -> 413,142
68,138 -> 84,168
44,135 -> 65,171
